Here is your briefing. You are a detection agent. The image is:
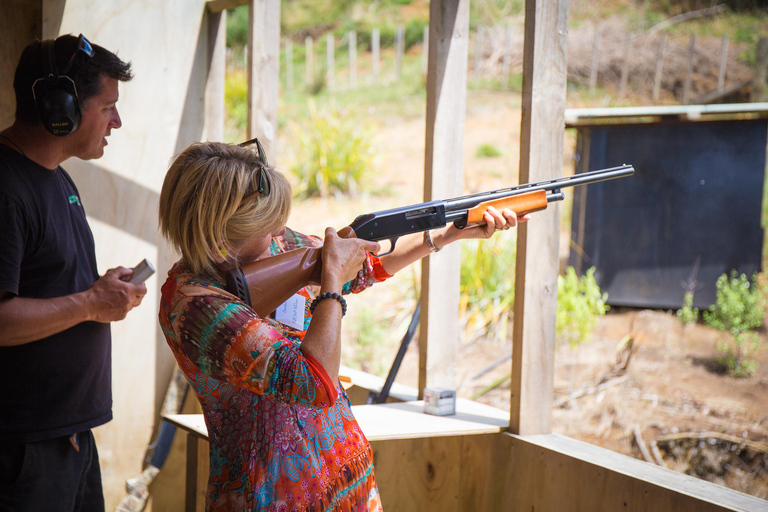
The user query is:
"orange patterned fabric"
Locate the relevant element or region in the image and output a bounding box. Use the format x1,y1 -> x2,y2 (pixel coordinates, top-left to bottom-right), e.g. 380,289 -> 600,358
159,229 -> 388,511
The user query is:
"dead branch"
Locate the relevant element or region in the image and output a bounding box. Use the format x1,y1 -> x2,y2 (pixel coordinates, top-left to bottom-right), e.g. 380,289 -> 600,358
554,374 -> 629,408
647,4 -> 728,38
633,425 -> 655,463
657,431 -> 768,455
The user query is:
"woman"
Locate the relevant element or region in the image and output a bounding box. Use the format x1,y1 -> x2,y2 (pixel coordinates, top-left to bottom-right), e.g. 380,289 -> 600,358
157,141 -> 525,511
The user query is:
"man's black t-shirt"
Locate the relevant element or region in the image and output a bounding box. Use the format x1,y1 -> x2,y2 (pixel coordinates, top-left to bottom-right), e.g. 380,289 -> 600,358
0,144 -> 112,442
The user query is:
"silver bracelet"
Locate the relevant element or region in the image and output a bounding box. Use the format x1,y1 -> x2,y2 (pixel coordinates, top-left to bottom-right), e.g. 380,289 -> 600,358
423,230 -> 441,252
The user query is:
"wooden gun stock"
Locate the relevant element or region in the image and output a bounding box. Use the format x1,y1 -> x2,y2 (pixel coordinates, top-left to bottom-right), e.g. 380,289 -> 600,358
225,227 -> 355,317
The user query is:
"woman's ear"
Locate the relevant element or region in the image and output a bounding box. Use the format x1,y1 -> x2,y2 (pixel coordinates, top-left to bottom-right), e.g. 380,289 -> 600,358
212,244 -> 229,264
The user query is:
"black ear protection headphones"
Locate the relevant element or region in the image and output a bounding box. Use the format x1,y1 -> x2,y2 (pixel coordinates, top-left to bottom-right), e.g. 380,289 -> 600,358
32,34 -> 95,136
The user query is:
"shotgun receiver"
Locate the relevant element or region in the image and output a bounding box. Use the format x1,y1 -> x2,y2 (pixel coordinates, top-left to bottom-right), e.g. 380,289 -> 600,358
226,164 -> 634,316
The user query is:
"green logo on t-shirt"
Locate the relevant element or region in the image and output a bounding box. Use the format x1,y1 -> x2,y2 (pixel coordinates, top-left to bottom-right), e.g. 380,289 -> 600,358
68,195 -> 81,206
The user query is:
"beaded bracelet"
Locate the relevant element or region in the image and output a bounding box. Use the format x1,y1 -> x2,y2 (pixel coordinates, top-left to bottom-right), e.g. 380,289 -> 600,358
309,292 -> 348,317
423,230 -> 441,252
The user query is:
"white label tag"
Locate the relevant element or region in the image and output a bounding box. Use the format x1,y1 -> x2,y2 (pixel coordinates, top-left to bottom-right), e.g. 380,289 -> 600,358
275,294 -> 306,330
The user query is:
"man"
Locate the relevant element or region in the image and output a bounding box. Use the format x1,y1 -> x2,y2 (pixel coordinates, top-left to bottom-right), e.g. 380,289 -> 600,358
0,34 -> 147,511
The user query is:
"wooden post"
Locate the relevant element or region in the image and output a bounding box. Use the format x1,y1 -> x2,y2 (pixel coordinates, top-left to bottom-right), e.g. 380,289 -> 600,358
285,39 -> 293,91
326,33 -> 335,91
502,25 -> 512,89
395,24 -> 404,81
420,0 -> 470,395
247,0 -> 281,154
717,35 -> 728,92
349,31 -> 357,89
752,37 -> 768,102
473,26 -> 485,80
589,25 -> 601,92
652,32 -> 665,101
422,25 -> 429,77
511,0 -> 569,436
305,36 -> 313,87
204,8 -> 226,142
372,27 -> 380,85
683,34 -> 695,104
619,31 -> 631,98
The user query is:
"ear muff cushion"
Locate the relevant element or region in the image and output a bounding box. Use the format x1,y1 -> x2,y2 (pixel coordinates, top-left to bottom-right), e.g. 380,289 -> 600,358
38,84 -> 80,136
34,38 -> 82,137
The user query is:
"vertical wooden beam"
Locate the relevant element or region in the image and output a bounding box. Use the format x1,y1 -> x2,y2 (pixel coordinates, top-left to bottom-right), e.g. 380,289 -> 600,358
510,0 -> 569,435
652,32 -> 665,101
204,8 -> 226,142
247,0 -> 281,153
285,39 -> 293,91
682,34 -> 695,104
305,36 -> 313,87
349,31 -> 357,89
419,0 -> 470,396
618,31 -> 631,98
717,35 -> 728,92
372,28 -> 380,85
589,24 -> 601,93
395,24 -> 404,81
752,37 -> 768,103
326,33 -> 335,91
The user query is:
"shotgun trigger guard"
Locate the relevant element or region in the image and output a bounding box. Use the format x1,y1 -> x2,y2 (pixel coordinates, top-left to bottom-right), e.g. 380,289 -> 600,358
225,267 -> 252,307
374,238 -> 397,257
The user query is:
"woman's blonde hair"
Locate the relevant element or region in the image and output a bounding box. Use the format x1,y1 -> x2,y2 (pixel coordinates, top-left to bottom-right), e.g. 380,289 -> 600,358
158,141 -> 292,276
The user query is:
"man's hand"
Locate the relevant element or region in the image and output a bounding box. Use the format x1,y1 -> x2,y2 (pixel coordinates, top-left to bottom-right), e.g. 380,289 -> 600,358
84,267 -> 148,323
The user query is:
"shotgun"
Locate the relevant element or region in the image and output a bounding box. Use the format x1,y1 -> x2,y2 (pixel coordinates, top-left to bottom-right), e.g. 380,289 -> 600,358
225,164 -> 634,317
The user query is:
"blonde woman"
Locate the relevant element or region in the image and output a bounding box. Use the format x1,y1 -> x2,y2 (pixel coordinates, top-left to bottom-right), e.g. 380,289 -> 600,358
157,140 -> 524,511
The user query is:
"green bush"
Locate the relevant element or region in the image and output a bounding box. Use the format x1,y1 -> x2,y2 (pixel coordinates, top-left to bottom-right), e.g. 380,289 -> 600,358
287,100 -> 376,198
556,266 -> 609,348
459,230 -> 517,344
676,291 -> 699,325
475,143 -> 503,158
704,271 -> 766,378
704,271 -> 765,336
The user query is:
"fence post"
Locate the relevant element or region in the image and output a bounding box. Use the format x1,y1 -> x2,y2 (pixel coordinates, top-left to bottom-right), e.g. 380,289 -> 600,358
372,27 -> 380,85
349,31 -> 357,89
683,34 -> 695,104
652,32 -> 666,101
619,31 -> 631,98
473,26 -> 484,80
395,24 -> 404,81
717,35 -> 728,92
285,39 -> 293,91
589,25 -> 601,92
751,37 -> 768,102
503,25 -> 513,89
326,33 -> 335,91
422,25 -> 429,77
305,36 -> 313,87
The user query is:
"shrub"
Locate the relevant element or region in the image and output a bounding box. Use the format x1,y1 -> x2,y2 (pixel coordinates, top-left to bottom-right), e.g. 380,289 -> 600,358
704,271 -> 766,378
475,143 -> 503,158
459,230 -> 517,344
556,266 -> 609,348
287,100 -> 376,198
703,271 -> 765,336
677,291 -> 699,325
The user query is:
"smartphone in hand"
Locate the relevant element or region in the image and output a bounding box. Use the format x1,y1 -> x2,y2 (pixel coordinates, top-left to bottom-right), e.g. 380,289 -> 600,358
127,259 -> 156,284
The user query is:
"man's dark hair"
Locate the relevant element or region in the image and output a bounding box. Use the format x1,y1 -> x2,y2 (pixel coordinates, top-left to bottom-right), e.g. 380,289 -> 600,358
13,34 -> 133,124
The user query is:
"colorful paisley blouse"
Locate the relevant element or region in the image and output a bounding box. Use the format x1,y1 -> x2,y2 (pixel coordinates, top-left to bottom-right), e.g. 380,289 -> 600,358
159,228 -> 391,511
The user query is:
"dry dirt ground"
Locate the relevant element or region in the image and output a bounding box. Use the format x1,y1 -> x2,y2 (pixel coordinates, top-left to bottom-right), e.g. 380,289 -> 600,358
284,89 -> 768,500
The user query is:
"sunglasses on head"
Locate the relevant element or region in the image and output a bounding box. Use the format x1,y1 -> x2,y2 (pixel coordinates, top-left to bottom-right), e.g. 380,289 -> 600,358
237,137 -> 271,197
